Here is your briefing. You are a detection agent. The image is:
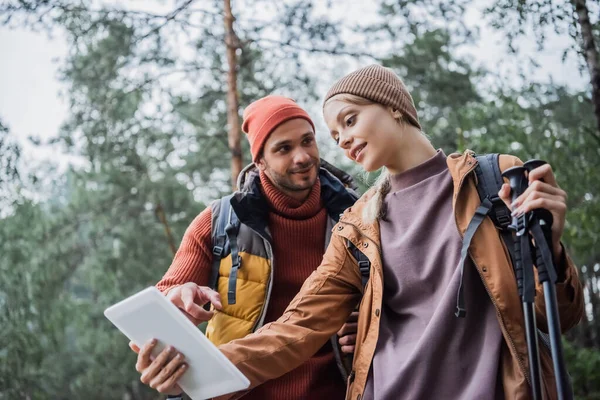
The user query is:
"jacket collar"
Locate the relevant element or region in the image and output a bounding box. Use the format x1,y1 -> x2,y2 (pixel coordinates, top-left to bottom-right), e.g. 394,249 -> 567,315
230,162 -> 358,239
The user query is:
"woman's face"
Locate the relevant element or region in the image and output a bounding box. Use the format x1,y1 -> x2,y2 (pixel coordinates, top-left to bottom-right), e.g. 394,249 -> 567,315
323,95 -> 403,172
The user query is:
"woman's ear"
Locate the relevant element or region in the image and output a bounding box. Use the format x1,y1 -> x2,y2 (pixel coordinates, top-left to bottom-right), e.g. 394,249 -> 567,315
389,108 -> 405,125
390,108 -> 403,120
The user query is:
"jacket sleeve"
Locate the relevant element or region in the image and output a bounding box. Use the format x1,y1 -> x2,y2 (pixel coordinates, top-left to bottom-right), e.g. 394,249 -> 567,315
155,207 -> 213,292
215,232 -> 363,399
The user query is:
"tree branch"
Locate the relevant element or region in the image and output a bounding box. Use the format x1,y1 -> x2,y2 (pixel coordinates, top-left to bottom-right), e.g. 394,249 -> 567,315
138,0 -> 197,40
251,37 -> 377,59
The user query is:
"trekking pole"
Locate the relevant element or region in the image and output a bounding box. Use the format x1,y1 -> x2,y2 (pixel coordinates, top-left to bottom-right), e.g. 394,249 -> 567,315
502,166 -> 543,400
523,160 -> 573,400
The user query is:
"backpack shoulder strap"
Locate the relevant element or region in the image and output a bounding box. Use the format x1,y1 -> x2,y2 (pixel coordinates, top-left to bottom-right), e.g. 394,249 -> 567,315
209,194 -> 235,291
474,154 -> 512,230
346,240 -> 370,288
455,154 -> 514,318
225,204 -> 241,305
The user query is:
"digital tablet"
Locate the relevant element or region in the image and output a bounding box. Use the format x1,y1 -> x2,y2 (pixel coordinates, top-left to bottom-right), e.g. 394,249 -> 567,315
104,286 -> 250,400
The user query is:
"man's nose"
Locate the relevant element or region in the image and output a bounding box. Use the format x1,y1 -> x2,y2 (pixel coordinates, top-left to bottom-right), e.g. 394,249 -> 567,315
294,148 -> 312,164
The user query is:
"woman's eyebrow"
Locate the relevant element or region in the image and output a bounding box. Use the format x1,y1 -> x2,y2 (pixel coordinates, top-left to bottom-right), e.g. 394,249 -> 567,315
337,106 -> 352,124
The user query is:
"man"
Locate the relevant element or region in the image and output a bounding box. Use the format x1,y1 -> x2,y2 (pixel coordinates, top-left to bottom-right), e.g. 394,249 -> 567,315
132,95 -> 359,399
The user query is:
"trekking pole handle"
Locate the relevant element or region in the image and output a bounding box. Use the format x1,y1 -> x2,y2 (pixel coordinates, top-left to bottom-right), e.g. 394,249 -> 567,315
523,159 -> 554,235
523,159 -> 556,228
523,159 -> 556,278
501,166 -> 528,214
502,166 -> 529,296
523,159 -> 547,175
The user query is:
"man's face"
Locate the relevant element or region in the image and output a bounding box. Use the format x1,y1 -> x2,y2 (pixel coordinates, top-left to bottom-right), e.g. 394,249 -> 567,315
256,118 -> 320,198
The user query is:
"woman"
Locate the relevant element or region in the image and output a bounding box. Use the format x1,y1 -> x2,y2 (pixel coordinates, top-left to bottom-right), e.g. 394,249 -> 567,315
135,65 -> 584,400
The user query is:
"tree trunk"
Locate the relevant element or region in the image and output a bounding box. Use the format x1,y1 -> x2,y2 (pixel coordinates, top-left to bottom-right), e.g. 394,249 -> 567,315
155,203 -> 177,255
572,0 -> 600,134
224,0 -> 243,190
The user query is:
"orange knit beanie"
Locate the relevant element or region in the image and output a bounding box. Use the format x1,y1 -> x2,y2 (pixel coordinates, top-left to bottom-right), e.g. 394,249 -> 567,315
242,95 -> 315,161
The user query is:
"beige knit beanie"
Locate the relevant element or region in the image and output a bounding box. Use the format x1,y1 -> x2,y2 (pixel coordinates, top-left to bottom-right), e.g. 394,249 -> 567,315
324,64 -> 421,130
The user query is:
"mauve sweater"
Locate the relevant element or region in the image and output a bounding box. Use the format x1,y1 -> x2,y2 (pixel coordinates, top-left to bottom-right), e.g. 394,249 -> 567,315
363,150 -> 504,400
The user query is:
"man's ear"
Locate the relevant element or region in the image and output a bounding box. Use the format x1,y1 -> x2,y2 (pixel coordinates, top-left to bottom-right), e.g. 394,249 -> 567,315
255,156 -> 267,171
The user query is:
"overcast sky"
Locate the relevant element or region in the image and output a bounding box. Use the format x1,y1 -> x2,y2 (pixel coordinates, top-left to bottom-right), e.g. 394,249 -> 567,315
0,1 -> 588,164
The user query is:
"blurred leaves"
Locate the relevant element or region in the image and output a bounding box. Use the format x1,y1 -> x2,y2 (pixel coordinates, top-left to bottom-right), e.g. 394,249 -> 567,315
1,0 -> 600,399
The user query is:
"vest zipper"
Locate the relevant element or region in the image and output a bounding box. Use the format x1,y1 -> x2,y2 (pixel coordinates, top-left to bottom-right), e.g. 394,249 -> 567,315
454,156 -> 531,388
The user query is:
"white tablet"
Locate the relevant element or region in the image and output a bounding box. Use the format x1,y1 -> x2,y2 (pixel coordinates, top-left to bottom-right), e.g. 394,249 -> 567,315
104,286 -> 250,400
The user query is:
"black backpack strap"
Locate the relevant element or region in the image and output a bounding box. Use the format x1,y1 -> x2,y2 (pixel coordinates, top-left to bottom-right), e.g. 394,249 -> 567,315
475,154 -> 517,264
455,197 -> 494,317
225,203 -> 241,305
346,240 -> 370,288
210,195 -> 234,291
456,154 -> 515,317
474,154 -> 512,230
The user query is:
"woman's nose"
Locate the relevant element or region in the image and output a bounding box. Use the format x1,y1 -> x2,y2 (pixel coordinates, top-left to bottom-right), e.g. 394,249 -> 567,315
339,132 -> 352,149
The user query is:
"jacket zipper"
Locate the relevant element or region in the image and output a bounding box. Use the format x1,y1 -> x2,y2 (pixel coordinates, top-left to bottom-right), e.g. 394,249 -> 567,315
454,156 -> 531,388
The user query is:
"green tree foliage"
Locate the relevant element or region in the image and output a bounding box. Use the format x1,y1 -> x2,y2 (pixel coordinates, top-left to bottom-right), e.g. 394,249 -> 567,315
0,119 -> 22,212
564,339 -> 600,399
1,0 -> 599,398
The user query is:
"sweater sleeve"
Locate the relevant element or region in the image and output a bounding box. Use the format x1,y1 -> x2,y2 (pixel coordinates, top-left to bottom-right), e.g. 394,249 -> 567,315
156,207 -> 214,293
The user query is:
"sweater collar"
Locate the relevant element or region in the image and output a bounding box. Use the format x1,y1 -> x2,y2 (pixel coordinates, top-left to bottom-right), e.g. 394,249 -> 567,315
389,149 -> 447,192
259,171 -> 324,220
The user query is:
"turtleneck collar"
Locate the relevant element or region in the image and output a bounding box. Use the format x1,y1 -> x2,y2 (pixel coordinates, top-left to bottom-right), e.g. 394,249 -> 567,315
389,149 -> 447,192
259,171 -> 324,220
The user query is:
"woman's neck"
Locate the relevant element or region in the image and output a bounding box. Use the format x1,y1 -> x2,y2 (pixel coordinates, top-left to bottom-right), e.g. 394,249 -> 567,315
386,126 -> 437,175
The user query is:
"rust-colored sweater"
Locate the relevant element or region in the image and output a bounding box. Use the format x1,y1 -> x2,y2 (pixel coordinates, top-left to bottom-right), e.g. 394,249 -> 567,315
156,172 -> 346,400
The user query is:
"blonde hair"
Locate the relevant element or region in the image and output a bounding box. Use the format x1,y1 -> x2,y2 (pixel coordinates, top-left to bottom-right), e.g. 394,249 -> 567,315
324,93 -> 406,224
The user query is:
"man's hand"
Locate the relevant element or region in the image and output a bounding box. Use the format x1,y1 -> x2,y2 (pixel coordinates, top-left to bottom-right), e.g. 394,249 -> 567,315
337,311 -> 359,354
130,339 -> 187,396
166,282 -> 223,326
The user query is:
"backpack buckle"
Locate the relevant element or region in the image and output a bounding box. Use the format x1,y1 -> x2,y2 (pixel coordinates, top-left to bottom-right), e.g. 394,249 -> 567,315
496,212 -> 512,229
212,245 -> 224,257
488,195 -> 512,229
358,260 -> 370,275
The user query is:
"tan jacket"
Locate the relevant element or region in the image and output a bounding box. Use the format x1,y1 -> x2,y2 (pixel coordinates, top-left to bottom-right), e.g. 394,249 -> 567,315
218,151 -> 584,400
